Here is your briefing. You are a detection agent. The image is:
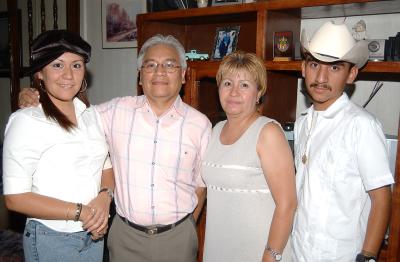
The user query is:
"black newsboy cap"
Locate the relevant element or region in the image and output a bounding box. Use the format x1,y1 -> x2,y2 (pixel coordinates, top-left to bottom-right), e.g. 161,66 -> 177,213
27,30 -> 91,75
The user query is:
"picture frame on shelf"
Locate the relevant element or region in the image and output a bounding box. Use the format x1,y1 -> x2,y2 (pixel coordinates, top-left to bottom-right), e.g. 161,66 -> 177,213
211,26 -> 240,60
273,31 -> 293,61
212,0 -> 242,6
102,0 -> 146,49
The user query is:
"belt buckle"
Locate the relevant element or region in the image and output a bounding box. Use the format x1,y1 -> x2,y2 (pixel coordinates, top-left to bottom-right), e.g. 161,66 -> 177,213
146,226 -> 158,235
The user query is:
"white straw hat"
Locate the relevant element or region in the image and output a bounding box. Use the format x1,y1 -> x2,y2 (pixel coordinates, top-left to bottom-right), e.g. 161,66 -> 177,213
301,21 -> 369,68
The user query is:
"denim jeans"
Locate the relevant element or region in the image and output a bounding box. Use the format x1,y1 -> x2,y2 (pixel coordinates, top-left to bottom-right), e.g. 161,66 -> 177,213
23,220 -> 103,262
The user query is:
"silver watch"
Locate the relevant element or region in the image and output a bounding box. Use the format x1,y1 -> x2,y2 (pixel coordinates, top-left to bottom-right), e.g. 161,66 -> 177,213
266,246 -> 282,261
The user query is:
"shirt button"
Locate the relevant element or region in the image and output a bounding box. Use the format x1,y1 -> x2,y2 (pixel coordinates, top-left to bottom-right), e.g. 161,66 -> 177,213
151,184 -> 154,187
152,162 -> 155,165
154,140 -> 157,144
151,206 -> 155,209
156,120 -> 159,123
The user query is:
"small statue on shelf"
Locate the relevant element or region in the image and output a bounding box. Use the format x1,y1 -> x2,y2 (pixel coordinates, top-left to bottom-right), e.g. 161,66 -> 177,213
352,19 -> 367,41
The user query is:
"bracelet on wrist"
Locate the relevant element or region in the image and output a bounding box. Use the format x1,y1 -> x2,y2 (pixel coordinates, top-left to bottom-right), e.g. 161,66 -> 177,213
66,203 -> 71,221
98,187 -> 114,199
74,203 -> 82,222
265,245 -> 282,261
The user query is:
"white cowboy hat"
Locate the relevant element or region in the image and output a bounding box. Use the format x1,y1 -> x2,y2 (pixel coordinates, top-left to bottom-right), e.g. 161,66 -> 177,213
301,21 -> 369,68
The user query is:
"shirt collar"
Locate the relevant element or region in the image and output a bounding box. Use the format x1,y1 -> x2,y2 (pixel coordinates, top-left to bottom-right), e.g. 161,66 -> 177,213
137,95 -> 186,117
73,97 -> 88,117
302,93 -> 349,119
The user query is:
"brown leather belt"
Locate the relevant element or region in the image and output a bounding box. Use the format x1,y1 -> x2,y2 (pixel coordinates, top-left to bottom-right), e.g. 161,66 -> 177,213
118,213 -> 191,235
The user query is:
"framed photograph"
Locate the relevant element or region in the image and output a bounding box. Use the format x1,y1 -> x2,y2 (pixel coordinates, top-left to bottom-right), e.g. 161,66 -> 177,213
102,0 -> 146,49
211,26 -> 240,60
212,0 -> 243,6
0,10 -> 22,77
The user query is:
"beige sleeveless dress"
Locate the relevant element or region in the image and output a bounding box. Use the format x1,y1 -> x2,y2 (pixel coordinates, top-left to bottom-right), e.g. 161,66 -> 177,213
202,116 -> 292,262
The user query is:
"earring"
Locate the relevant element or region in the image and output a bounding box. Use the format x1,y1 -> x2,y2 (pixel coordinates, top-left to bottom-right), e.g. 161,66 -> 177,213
79,78 -> 87,93
39,80 -> 46,93
256,98 -> 260,104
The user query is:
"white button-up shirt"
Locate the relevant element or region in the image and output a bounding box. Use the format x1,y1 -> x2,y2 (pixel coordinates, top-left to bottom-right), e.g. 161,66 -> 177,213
292,94 -> 394,261
3,98 -> 111,232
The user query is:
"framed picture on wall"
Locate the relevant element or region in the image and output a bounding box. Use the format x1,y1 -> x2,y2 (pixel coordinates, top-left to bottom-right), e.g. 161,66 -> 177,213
211,26 -> 240,60
212,0 -> 242,6
101,0 -> 146,49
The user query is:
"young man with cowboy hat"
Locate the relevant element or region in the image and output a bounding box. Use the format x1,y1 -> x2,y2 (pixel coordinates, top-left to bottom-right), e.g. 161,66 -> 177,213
291,21 -> 394,262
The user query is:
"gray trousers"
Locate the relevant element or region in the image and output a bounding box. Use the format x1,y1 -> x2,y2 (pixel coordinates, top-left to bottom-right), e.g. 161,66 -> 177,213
107,214 -> 198,262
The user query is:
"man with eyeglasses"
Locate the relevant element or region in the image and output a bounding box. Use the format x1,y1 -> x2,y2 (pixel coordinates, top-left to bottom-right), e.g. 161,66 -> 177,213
18,34 -> 211,262
98,34 -> 211,262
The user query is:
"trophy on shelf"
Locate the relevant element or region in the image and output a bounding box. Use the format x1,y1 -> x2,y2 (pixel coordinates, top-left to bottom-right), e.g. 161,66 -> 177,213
273,31 -> 293,61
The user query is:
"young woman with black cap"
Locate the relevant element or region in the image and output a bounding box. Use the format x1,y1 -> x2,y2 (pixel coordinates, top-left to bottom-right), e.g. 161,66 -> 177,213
2,30 -> 114,261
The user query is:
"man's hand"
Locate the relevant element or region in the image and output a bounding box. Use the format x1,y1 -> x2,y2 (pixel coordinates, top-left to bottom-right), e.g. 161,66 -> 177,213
19,88 -> 40,108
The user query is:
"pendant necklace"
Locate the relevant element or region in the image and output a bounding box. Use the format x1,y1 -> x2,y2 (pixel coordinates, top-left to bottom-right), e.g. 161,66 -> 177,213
302,110 -> 318,164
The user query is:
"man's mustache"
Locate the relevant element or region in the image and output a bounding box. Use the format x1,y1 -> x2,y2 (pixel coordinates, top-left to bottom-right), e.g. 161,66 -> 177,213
310,83 -> 332,91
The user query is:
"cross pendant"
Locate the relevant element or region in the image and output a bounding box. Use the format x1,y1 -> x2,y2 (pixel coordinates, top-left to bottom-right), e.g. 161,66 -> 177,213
302,154 -> 307,164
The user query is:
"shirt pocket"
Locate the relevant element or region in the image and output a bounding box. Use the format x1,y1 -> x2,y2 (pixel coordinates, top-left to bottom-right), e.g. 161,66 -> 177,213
156,141 -> 197,182
179,143 -> 197,171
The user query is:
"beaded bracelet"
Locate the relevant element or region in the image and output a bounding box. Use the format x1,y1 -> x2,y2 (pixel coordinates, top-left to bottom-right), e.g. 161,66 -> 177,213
74,203 -> 82,222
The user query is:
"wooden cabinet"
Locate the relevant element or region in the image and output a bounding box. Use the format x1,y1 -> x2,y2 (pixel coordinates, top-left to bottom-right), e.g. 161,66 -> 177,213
137,1 -> 400,261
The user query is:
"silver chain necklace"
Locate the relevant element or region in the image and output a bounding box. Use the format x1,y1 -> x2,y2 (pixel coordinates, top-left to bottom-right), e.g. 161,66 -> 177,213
302,110 -> 318,164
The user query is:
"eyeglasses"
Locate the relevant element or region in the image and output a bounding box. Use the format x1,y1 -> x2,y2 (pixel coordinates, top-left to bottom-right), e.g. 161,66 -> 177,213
141,61 -> 181,73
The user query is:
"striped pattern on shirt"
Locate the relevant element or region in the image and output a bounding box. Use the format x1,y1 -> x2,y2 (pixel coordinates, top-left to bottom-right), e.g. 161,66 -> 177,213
96,95 -> 211,225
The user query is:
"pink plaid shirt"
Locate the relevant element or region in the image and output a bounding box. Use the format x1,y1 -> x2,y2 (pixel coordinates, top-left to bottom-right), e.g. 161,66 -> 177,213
96,95 -> 211,225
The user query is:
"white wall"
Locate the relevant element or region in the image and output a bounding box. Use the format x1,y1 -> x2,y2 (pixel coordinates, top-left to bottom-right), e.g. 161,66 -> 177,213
298,14 -> 400,136
80,0 -> 139,105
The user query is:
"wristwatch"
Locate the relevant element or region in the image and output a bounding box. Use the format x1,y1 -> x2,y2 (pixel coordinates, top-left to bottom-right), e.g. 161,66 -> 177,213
265,246 -> 282,261
356,253 -> 377,262
99,188 -> 114,199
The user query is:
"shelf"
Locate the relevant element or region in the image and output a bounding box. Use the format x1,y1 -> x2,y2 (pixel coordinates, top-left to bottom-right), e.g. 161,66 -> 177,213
140,0 -> 400,21
139,4 -> 258,22
265,60 -> 400,73
300,0 -> 400,19
188,60 -> 400,80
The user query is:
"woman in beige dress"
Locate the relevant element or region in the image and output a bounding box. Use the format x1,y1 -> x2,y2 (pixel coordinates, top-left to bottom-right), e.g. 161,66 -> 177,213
202,51 -> 297,262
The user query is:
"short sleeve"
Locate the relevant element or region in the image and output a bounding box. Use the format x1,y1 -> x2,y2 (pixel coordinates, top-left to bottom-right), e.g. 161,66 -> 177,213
94,98 -> 119,143
3,112 -> 42,194
194,119 -> 212,188
355,116 -> 394,191
94,107 -> 112,170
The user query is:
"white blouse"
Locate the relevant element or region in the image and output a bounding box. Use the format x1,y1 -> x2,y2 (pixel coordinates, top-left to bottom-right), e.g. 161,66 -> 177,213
3,98 -> 111,233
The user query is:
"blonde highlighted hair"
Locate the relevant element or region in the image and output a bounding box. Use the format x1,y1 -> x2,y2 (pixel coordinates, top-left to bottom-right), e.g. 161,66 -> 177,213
216,51 -> 267,97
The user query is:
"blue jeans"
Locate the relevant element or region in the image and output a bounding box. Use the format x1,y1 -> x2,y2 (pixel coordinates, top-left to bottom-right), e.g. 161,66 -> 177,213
23,220 -> 103,262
